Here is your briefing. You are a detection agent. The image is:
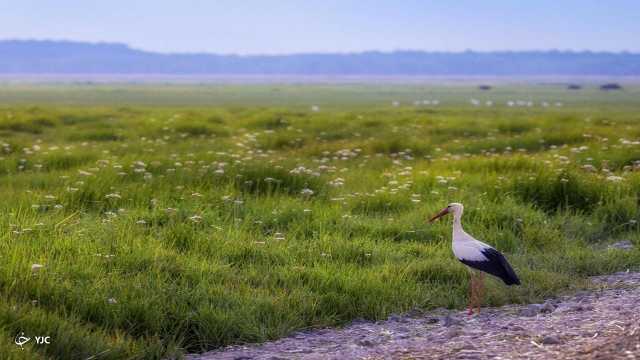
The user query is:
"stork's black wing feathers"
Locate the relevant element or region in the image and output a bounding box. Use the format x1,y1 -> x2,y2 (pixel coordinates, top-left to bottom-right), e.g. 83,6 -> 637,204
459,248 -> 521,286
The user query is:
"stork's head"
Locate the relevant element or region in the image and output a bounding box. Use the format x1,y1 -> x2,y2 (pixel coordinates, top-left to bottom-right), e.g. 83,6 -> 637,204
428,202 -> 464,222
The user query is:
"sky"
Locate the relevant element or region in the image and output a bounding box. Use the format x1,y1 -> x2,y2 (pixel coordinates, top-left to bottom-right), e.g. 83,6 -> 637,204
1,0 -> 639,54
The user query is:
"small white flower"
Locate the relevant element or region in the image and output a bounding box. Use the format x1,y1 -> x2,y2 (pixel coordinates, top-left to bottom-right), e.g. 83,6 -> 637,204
300,188 -> 314,197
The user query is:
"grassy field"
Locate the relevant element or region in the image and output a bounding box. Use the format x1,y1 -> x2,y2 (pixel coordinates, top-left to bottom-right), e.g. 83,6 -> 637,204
0,84 -> 639,359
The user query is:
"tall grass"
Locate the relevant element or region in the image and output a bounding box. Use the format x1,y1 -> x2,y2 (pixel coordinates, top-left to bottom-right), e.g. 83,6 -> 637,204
0,87 -> 639,359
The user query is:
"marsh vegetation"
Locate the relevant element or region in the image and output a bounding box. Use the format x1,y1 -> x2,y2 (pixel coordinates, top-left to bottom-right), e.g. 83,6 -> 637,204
0,84 -> 639,359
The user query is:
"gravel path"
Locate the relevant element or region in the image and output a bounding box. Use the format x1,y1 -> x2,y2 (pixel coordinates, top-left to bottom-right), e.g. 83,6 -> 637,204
187,271 -> 640,360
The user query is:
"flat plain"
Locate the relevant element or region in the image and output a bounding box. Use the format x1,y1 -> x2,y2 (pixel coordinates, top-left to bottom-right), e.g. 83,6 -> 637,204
0,83 -> 639,359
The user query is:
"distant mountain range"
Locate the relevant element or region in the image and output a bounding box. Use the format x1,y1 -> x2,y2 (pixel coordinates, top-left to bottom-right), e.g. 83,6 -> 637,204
1,40 -> 639,75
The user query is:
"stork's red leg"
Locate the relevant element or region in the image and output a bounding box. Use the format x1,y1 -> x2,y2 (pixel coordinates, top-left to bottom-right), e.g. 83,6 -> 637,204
468,274 -> 476,315
473,273 -> 480,314
467,276 -> 473,315
476,272 -> 485,314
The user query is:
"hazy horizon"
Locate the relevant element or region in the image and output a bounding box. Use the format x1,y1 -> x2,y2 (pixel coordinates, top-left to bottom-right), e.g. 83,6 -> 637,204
6,38 -> 640,56
2,0 -> 639,55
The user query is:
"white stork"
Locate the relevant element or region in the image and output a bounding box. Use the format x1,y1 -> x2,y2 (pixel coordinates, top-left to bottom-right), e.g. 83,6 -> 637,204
429,203 -> 520,314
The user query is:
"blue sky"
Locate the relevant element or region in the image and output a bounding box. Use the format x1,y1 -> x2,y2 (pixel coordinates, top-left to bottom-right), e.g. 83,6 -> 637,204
1,0 -> 638,54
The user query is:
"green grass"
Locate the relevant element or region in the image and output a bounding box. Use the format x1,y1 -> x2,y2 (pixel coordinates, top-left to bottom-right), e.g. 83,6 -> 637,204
0,84 -> 639,359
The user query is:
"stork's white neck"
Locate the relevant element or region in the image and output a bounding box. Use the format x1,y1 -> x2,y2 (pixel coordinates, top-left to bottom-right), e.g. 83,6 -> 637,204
451,211 -> 465,240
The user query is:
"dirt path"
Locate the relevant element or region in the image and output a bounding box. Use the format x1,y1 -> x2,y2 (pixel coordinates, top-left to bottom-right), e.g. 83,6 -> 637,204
187,271 -> 640,360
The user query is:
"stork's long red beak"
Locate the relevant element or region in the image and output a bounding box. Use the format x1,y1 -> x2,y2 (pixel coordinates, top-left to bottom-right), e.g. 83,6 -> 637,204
428,207 -> 450,223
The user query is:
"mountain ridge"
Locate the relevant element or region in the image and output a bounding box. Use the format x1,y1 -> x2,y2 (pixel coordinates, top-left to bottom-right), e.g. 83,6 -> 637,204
2,39 -> 639,75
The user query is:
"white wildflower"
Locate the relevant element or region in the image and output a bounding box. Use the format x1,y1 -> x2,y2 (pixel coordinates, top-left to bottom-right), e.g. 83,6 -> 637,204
300,188 -> 314,197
